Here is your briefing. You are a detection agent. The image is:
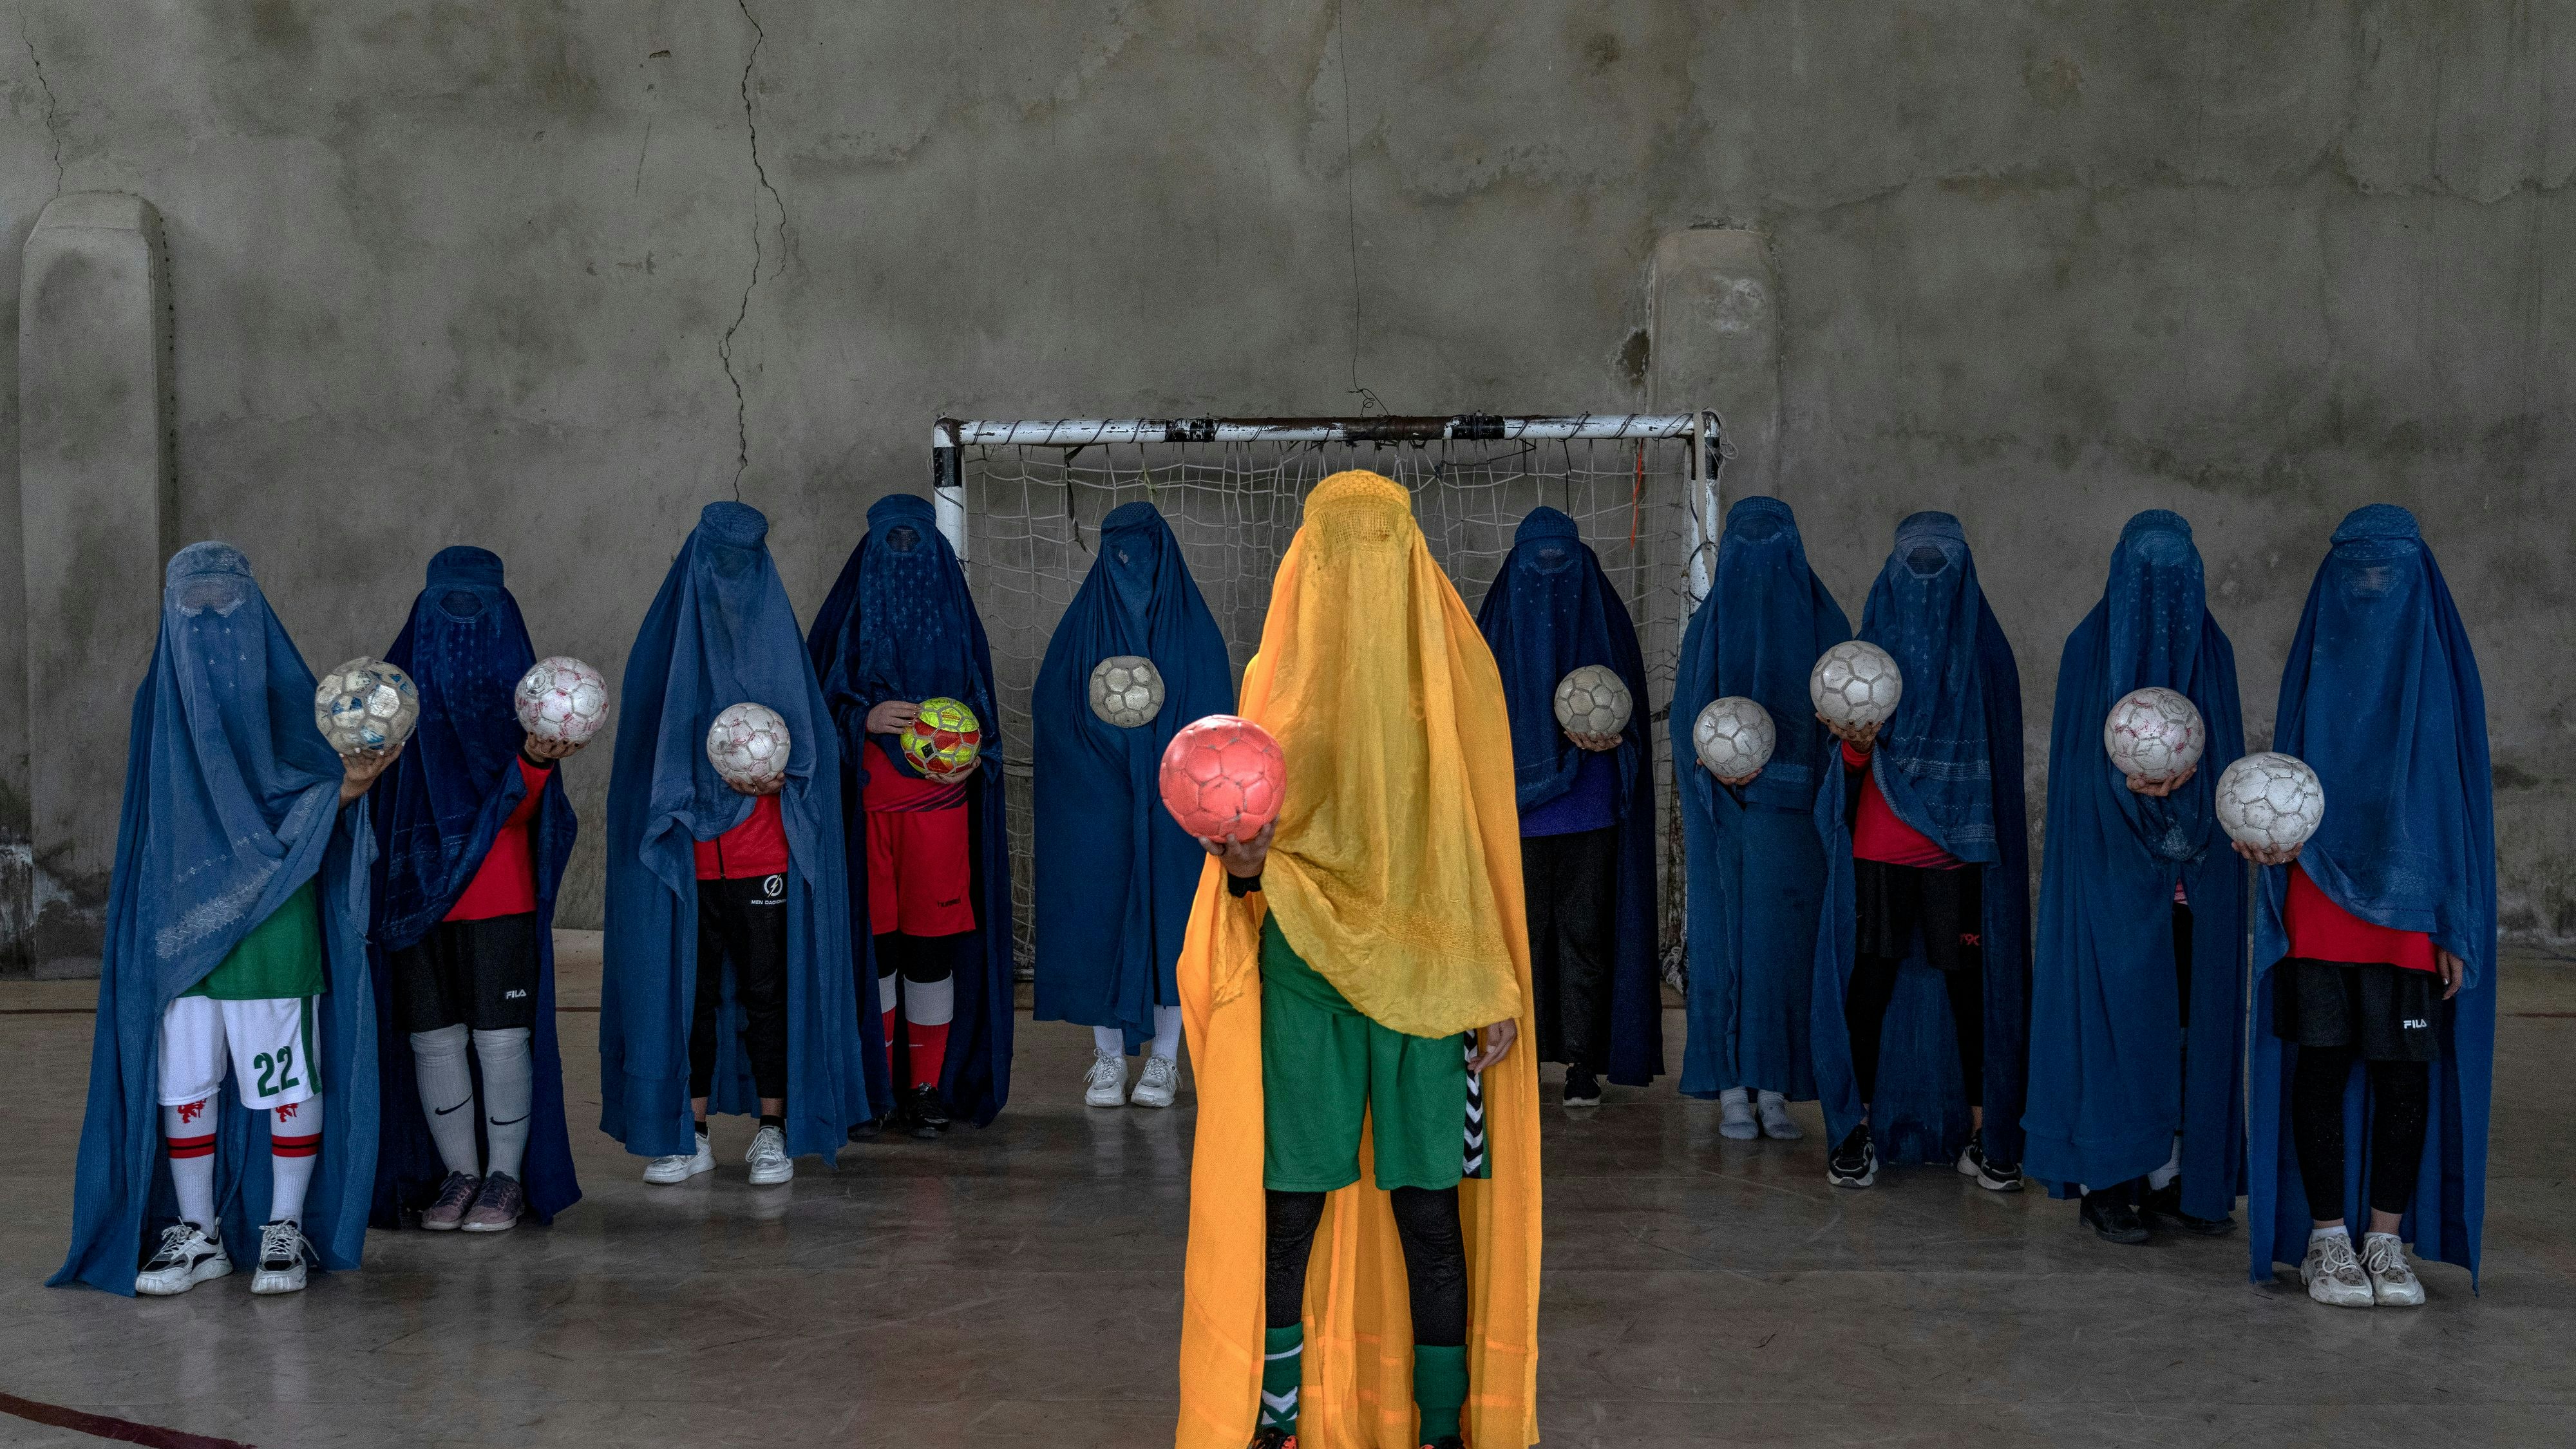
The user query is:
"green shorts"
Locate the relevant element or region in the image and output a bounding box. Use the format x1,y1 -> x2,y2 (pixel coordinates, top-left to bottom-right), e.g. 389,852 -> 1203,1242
1260,914 -> 1489,1193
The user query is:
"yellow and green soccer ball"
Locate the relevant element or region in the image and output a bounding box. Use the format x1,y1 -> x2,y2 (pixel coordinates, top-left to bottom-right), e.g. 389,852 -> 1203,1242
902,696 -> 983,777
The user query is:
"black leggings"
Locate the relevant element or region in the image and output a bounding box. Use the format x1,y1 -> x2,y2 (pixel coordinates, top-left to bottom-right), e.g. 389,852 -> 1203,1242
1264,1187 -> 1467,1346
2291,1046 -> 2430,1220
1844,954 -> 1984,1106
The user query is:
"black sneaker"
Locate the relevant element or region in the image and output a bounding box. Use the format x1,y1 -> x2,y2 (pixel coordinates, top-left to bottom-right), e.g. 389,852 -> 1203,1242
1826,1124 -> 1877,1188
2080,1188 -> 2150,1245
1956,1129 -> 2022,1192
1562,1063 -> 1602,1108
2139,1179 -> 2237,1236
904,1084 -> 951,1138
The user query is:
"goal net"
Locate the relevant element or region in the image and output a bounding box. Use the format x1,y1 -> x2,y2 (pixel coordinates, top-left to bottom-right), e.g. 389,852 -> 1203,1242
937,413 -> 1726,985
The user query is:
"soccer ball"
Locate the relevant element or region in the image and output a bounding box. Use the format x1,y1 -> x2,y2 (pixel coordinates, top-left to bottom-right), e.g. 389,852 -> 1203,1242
314,657 -> 419,755
1809,641 -> 1903,728
2215,752 -> 2325,853
1553,665 -> 1633,737
706,702 -> 791,790
1088,656 -> 1166,729
1693,696 -> 1777,780
2103,687 -> 2205,783
1159,714 -> 1285,840
901,696 -> 983,777
515,656 -> 611,744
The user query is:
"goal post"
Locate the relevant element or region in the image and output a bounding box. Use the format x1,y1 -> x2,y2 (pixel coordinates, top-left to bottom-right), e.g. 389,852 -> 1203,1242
934,412 -> 1728,980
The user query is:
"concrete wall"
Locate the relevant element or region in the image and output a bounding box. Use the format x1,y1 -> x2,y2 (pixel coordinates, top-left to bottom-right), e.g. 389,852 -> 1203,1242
0,0 -> 2566,954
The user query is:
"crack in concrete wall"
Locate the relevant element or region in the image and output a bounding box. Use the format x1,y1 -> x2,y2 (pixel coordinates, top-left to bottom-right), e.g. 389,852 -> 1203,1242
19,30 -> 62,193
717,0 -> 790,497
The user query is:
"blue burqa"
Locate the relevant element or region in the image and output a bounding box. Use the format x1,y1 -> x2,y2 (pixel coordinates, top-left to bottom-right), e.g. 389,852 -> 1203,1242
808,493 -> 1017,1125
53,543 -> 380,1294
2248,504 -> 2494,1284
368,546 -> 582,1227
1029,503 -> 1233,1047
600,503 -> 871,1161
1809,513 -> 2032,1166
2024,513 -> 2246,1214
1674,497 -> 1851,1101
1474,506 -> 1662,1086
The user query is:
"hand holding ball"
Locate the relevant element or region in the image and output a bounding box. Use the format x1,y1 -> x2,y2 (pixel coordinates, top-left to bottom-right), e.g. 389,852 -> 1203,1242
2216,752 -> 2324,862
1693,696 -> 1776,783
516,656 -> 611,744
1553,666 -> 1633,740
1159,714 -> 1285,842
706,702 -> 791,792
901,697 -> 983,779
2104,687 -> 2204,786
316,657 -> 419,755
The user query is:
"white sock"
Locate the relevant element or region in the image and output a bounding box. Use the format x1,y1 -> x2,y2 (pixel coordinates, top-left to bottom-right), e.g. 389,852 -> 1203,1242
410,1025 -> 480,1177
1719,1086 -> 1750,1108
2309,1224 -> 2350,1245
1757,1089 -> 1786,1107
876,972 -> 899,1014
1150,1004 -> 1182,1060
1092,1025 -> 1125,1057
903,974 -> 955,1027
2146,1135 -> 2181,1191
162,1099 -> 219,1236
473,1027 -> 535,1180
269,1095 -> 321,1226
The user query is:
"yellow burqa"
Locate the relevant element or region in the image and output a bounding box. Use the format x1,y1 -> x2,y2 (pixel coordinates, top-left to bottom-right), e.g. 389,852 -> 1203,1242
1175,470 -> 1542,1448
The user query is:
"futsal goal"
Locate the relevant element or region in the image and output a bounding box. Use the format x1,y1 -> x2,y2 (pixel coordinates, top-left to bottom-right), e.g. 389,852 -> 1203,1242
934,413 -> 1728,985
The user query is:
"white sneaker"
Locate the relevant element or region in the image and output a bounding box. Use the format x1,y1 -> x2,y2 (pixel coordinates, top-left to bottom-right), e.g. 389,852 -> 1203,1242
250,1220 -> 311,1295
1756,1090 -> 1804,1140
745,1125 -> 793,1186
1083,1048 -> 1128,1108
135,1222 -> 231,1296
2300,1231 -> 2376,1309
1717,1087 -> 1758,1141
643,1131 -> 715,1185
2362,1232 -> 2427,1307
1131,1054 -> 1179,1108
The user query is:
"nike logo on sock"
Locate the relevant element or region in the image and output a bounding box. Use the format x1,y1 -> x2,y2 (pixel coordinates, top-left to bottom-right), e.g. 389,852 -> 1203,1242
433,1099 -> 471,1116
486,1113 -> 529,1127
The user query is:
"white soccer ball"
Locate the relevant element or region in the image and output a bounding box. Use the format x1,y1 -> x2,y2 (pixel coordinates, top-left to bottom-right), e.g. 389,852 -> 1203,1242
1693,696 -> 1777,780
515,656 -> 611,744
314,657 -> 419,755
1553,665 -> 1633,737
2215,752 -> 2325,853
2103,687 -> 2206,783
1088,655 -> 1166,729
706,702 -> 791,790
1809,641 -> 1903,728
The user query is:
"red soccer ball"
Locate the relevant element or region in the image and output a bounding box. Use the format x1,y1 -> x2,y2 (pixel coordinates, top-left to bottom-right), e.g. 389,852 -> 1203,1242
1158,714 -> 1286,841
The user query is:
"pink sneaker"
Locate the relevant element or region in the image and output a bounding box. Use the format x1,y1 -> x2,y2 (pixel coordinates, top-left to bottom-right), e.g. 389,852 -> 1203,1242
460,1172 -> 524,1233
421,1171 -> 480,1231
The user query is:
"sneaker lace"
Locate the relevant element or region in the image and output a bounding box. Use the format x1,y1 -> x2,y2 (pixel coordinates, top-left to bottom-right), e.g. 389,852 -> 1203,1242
259,1220 -> 310,1269
2363,1236 -> 2414,1282
1142,1056 -> 1176,1086
2319,1235 -> 2365,1281
751,1128 -> 787,1166
1088,1048 -> 1123,1083
147,1223 -> 196,1265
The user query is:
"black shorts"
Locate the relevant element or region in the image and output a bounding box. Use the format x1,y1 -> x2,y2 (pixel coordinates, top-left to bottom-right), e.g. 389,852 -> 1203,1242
1853,858 -> 1982,972
2272,958 -> 2439,1063
391,913 -> 541,1034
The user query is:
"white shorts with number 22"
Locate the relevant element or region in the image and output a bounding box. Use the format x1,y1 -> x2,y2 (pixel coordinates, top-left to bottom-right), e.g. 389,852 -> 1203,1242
158,996 -> 319,1112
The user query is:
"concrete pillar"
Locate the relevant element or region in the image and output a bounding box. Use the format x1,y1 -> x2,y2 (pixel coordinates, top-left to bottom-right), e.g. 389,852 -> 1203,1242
1649,227 -> 1784,507
19,193 -> 175,972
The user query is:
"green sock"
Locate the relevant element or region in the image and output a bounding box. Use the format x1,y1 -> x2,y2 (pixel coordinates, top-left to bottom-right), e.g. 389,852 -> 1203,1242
1413,1344 -> 1469,1441
1260,1324 -> 1304,1432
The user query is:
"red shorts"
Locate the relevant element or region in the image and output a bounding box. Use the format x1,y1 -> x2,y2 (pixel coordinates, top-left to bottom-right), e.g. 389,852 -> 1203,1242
863,757 -> 976,938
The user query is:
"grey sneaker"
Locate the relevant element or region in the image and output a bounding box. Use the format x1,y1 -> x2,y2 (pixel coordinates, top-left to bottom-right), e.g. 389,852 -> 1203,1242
251,1219 -> 312,1295
1132,1054 -> 1180,1108
460,1171 -> 524,1232
2301,1232 -> 2376,1309
1756,1090 -> 1804,1140
1718,1087 -> 1758,1140
421,1170 -> 481,1231
135,1222 -> 231,1296
1083,1047 -> 1128,1108
746,1125 -> 793,1186
2361,1232 -> 2426,1307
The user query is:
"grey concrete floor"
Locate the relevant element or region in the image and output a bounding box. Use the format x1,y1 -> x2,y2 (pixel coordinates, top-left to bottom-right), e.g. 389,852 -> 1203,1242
1,938 -> 2571,1449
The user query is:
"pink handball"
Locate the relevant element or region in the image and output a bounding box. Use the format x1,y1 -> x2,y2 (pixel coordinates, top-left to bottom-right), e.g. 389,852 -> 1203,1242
1159,714 -> 1286,842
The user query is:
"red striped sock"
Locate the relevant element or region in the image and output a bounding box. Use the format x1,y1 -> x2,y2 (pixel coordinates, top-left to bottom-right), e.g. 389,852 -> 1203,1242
165,1134 -> 216,1160
270,1133 -> 321,1159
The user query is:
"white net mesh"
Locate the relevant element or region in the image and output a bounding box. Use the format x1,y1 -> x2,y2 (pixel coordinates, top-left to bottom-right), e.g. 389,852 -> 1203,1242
957,430 -> 1706,980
